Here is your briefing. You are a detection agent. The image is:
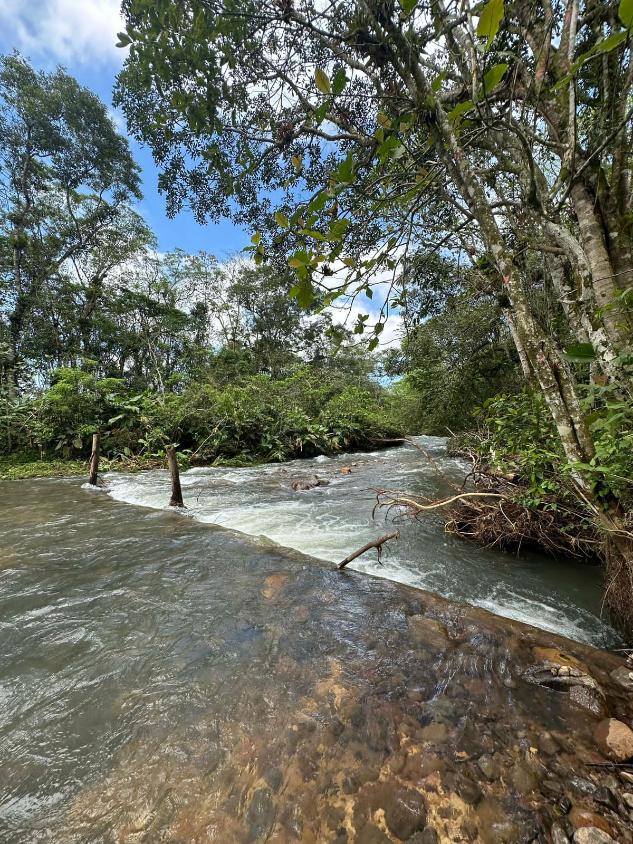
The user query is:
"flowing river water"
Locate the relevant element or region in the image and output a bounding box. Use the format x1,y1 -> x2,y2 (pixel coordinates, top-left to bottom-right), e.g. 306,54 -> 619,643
1,438 -> 633,843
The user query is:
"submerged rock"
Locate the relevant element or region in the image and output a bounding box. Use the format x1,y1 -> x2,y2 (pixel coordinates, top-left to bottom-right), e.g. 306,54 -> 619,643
407,615 -> 451,649
291,477 -> 329,491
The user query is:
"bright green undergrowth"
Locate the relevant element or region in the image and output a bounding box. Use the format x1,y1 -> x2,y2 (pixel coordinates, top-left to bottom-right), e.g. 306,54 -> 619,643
1,363 -> 403,472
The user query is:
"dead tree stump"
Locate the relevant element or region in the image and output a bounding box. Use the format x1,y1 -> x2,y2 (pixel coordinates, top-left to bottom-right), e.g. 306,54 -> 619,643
88,432 -> 101,486
166,446 -> 184,507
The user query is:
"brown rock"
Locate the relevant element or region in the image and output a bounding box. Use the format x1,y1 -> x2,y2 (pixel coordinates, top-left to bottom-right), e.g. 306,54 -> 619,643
407,616 -> 450,650
594,718 -> 633,762
510,759 -> 540,794
291,478 -> 329,491
355,782 -> 427,841
569,807 -> 613,837
262,574 -> 290,599
538,731 -> 560,755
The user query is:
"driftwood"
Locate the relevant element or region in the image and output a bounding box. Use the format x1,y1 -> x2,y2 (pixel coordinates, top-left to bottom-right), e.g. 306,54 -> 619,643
166,446 -> 184,507
88,432 -> 101,486
338,530 -> 399,569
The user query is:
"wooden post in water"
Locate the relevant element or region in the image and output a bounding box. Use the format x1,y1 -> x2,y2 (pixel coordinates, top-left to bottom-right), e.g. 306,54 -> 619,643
166,445 -> 184,507
88,432 -> 101,486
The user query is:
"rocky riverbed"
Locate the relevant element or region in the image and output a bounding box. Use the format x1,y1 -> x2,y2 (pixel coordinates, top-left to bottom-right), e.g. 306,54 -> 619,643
1,478 -> 632,843
60,576 -> 633,844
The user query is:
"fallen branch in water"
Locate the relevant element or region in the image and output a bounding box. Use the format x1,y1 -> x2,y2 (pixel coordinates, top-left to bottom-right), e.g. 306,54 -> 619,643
375,490 -> 505,512
338,531 -> 400,569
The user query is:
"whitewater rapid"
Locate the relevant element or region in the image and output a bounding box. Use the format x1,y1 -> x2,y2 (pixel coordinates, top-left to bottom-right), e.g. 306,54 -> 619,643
104,437 -> 617,646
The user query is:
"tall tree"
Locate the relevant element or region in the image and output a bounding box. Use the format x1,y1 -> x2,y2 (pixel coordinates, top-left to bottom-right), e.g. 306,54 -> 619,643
0,54 -> 141,394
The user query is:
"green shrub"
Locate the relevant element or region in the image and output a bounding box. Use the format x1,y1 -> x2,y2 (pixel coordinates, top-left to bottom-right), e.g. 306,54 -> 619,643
1,364 -> 404,465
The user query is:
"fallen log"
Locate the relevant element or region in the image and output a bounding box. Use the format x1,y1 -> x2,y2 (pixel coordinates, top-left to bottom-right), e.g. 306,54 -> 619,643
338,530 -> 399,570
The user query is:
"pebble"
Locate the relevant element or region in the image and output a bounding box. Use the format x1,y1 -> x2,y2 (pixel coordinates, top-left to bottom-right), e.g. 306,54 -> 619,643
569,807 -> 613,837
610,665 -> 633,691
477,754 -> 500,781
572,829 -> 616,844
551,822 -> 570,844
455,775 -> 483,805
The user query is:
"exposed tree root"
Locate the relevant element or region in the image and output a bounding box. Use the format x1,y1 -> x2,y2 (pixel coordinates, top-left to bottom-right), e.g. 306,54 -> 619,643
373,475 -> 602,562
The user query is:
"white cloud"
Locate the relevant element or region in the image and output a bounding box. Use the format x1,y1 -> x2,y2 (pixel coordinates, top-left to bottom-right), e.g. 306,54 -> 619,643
327,301 -> 404,351
0,0 -> 125,65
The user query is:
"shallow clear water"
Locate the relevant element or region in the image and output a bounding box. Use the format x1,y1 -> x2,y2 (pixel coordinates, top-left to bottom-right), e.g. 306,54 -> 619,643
0,459 -> 629,842
105,437 -> 616,647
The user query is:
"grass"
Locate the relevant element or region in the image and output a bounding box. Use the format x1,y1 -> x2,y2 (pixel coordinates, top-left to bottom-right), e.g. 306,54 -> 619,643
0,451 -> 165,481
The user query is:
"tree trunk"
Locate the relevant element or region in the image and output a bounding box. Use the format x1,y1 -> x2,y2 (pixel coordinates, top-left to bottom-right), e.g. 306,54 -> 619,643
166,446 -> 184,507
88,433 -> 101,486
570,181 -> 624,347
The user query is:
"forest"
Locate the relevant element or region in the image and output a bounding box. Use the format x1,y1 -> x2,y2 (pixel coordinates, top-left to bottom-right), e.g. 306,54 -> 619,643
2,0 -> 633,631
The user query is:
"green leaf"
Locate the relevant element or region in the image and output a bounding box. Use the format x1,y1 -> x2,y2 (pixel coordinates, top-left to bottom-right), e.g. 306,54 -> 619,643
315,68 -> 331,94
328,218 -> 350,240
300,229 -> 328,241
399,0 -> 418,14
251,231 -> 262,245
431,70 -> 447,93
595,30 -> 628,53
116,32 -> 132,47
274,211 -> 289,228
565,342 -> 596,362
332,67 -> 347,96
289,279 -> 315,309
448,100 -> 475,123
479,63 -> 509,97
334,153 -> 354,183
477,0 -> 504,50
619,0 -> 633,28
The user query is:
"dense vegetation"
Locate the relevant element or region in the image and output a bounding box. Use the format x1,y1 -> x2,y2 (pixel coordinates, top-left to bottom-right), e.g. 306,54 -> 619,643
0,56 -> 401,472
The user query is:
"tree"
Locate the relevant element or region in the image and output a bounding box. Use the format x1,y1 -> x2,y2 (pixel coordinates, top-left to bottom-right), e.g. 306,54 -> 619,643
0,54 -> 142,395
116,0 -> 633,622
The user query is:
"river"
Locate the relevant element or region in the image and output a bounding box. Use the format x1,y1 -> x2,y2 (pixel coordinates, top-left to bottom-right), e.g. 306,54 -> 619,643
105,437 -> 616,647
1,439 -> 632,843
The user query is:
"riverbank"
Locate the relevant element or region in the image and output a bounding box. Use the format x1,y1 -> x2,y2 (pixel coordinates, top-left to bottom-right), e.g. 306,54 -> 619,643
1,476 -> 632,843
0,451 -> 270,481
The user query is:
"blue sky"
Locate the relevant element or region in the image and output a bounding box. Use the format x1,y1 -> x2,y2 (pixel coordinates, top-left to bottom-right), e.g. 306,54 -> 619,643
0,0 -> 403,345
0,0 -> 249,257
